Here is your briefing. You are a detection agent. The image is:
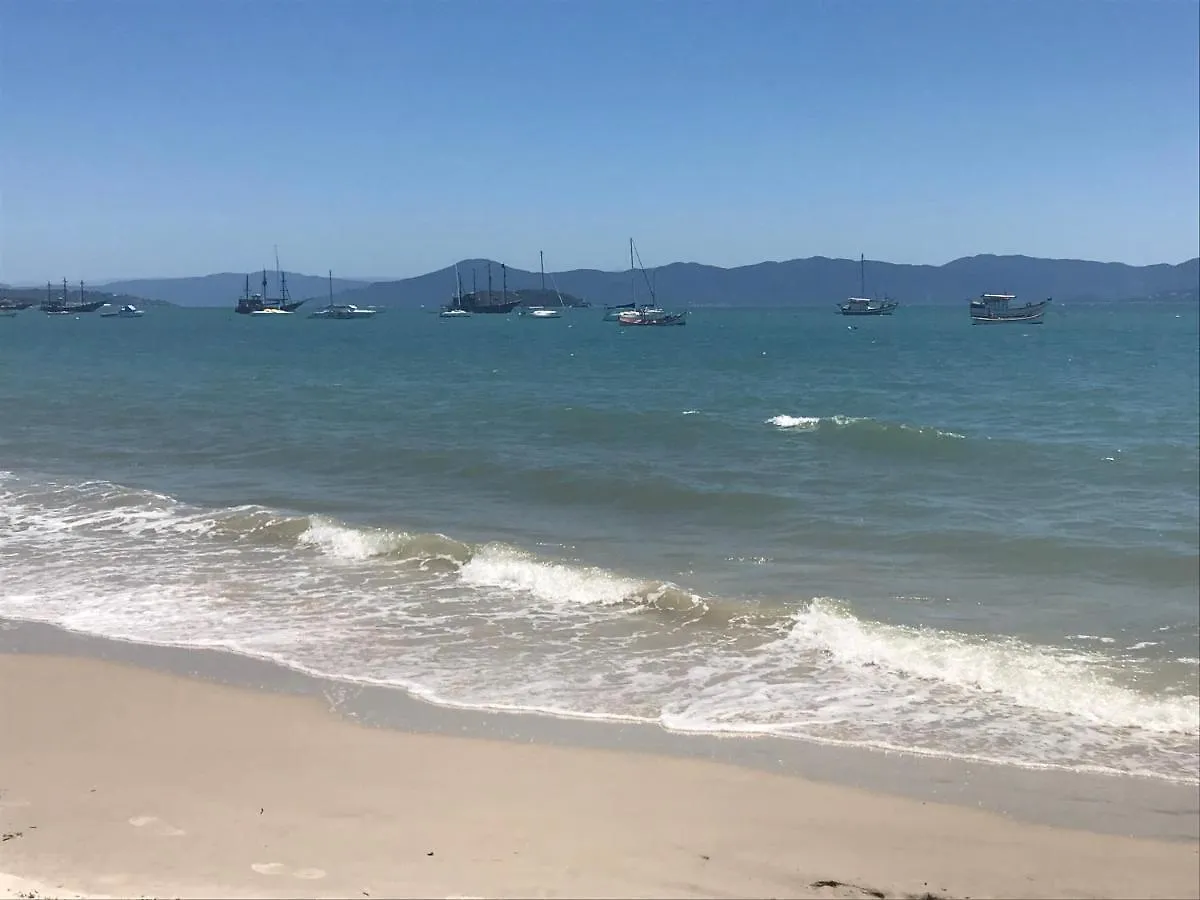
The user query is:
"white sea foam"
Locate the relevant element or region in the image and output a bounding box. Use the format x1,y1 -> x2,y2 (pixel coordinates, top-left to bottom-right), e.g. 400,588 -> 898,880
0,473 -> 1196,784
764,414 -> 966,440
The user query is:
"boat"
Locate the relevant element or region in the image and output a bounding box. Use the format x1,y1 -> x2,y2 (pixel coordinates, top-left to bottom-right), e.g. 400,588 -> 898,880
448,263 -> 521,314
0,299 -> 34,312
615,239 -> 687,327
249,306 -> 293,316
970,293 -> 1051,324
439,264 -> 474,318
838,255 -> 898,316
101,303 -> 145,318
518,252 -> 566,318
309,270 -> 377,319
41,280 -> 109,315
235,252 -> 307,315
602,302 -> 635,321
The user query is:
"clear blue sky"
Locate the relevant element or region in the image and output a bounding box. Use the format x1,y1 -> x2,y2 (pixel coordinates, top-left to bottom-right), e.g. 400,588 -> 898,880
1,0 -> 1197,282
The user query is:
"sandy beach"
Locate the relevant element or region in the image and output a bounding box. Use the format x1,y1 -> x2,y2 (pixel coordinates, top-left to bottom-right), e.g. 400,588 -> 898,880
0,653 -> 1196,900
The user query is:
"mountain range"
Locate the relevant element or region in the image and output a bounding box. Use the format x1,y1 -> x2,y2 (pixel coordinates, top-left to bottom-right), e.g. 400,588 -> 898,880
6,255 -> 1197,308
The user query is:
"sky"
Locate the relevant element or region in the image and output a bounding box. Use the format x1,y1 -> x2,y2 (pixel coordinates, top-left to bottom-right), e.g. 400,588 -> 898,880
1,0 -> 1197,282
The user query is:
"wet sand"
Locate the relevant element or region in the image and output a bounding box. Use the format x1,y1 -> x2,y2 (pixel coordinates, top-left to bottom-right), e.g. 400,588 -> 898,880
1,649 -> 1196,900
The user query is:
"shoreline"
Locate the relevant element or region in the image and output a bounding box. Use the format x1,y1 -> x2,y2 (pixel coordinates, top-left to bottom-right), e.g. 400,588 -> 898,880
1,619 -> 1196,843
2,651 -> 1198,899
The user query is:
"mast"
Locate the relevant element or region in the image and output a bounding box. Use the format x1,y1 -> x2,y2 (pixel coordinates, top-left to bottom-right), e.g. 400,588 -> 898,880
630,238 -> 636,306
540,250 -> 545,291
859,253 -> 865,298
80,280 -> 84,306
328,269 -> 333,307
502,263 -> 507,303
275,247 -> 288,302
473,268 -> 477,297
487,262 -> 493,305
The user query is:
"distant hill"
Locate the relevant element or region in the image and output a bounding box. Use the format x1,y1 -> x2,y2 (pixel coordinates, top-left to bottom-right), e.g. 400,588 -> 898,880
98,272 -> 368,307
329,254 -> 1200,309
31,254 -> 1196,309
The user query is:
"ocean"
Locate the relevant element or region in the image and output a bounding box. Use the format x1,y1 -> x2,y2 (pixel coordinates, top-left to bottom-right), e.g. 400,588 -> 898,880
1,302 -> 1196,784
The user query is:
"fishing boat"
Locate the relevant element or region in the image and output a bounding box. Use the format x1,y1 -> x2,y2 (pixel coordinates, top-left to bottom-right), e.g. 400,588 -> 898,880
970,293 -> 1051,324
838,255 -> 898,316
101,303 -> 145,318
615,239 -> 687,327
41,280 -> 109,315
309,270 -> 376,319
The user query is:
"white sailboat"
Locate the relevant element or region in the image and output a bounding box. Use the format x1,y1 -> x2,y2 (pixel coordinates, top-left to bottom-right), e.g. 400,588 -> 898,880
439,264 -> 473,317
616,239 -> 686,326
518,250 -> 564,318
309,270 -> 377,319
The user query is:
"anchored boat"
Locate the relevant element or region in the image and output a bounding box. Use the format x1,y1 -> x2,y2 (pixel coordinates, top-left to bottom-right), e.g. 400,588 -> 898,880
838,255 -> 898,316
970,293 -> 1051,324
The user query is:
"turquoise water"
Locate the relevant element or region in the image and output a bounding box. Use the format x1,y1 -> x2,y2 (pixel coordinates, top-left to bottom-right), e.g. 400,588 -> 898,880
1,303 -> 1196,781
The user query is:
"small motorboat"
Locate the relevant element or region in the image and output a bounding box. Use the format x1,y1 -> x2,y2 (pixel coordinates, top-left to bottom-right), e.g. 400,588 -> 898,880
101,303 -> 145,318
519,306 -> 562,319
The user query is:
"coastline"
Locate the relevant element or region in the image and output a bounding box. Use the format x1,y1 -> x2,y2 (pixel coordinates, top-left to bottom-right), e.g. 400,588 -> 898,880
1,621 -> 1197,899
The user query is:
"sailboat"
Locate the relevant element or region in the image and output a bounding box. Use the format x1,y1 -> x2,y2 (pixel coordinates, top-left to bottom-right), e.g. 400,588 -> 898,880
42,280 -> 109,315
440,264 -> 472,317
838,255 -> 898,315
309,270 -> 376,319
616,239 -> 686,326
518,251 -> 563,318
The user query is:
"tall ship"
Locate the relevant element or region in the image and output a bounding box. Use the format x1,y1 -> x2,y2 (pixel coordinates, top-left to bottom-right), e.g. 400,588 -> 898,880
838,255 -> 898,316
42,279 -> 108,315
443,262 -> 521,314
234,253 -> 307,315
969,293 -> 1051,324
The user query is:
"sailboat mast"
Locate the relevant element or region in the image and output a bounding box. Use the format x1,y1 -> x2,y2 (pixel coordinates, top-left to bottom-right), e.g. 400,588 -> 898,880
328,269 -> 333,306
540,250 -> 545,291
860,253 -> 865,298
630,238 -> 636,306
502,263 -> 507,303
487,263 -> 492,303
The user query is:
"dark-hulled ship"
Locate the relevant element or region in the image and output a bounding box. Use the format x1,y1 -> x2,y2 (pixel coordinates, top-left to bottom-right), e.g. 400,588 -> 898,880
444,263 -> 521,314
234,270 -> 307,315
42,280 -> 108,315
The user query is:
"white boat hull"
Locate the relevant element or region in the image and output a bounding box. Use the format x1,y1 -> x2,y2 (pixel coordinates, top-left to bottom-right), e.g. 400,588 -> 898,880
971,310 -> 1046,324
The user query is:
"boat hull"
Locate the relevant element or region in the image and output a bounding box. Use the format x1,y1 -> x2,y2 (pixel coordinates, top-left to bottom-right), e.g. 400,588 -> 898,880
838,306 -> 896,316
618,312 -> 687,327
971,311 -> 1047,324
